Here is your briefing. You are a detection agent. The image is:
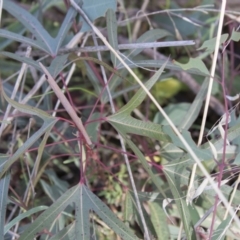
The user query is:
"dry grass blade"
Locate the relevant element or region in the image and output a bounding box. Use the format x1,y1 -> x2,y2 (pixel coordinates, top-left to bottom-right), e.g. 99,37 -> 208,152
39,62 -> 92,147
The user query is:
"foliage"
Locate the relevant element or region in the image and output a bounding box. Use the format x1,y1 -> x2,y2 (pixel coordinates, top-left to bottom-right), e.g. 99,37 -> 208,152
1,0 -> 240,239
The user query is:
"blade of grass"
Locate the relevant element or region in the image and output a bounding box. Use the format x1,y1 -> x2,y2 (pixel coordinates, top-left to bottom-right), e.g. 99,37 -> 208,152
0,172 -> 10,239
106,8 -> 119,67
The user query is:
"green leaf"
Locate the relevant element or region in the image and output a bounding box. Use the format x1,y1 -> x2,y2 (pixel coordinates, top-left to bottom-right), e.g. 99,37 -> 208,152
0,18 -> 26,50
123,134 -> 168,198
80,0 -> 117,32
117,59 -> 209,76
0,29 -> 49,52
52,3 -> 80,55
1,0 -> 116,55
0,51 -> 42,71
134,191 -> 172,203
233,152 -> 240,165
117,29 -> 171,69
166,119 -> 240,172
162,125 -> 210,160
68,55 -> 127,83
3,0 -> 82,55
111,60 -> 167,115
19,186 -> 79,240
0,120 -> 56,178
0,0 -> 63,50
112,122 -> 169,201
76,185 -> 90,239
160,142 -> 184,162
179,77 -> 209,130
85,112 -> 101,143
123,191 -> 134,227
197,34 -> 228,53
3,1 -> 53,54
106,8 -> 119,67
149,202 -> 170,240
107,61 -> 175,144
84,61 -> 102,96
188,205 -> 200,226
19,184 -> 138,239
109,116 -> 171,142
4,206 -> 48,235
164,170 -> 196,240
230,30 -> 240,42
82,185 -> 138,239
40,173 -> 69,203
130,196 -> 156,238
48,54 -> 70,78
205,185 -> 240,207
154,103 -> 190,127
174,57 -> 209,76
102,28 -> 171,103
0,84 -> 53,119
211,216 -> 232,240
0,52 -> 69,78
48,222 -> 76,240
101,68 -> 129,103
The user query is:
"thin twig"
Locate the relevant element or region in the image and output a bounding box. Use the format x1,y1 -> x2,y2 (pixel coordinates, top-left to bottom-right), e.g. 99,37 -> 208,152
58,40 -> 195,54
